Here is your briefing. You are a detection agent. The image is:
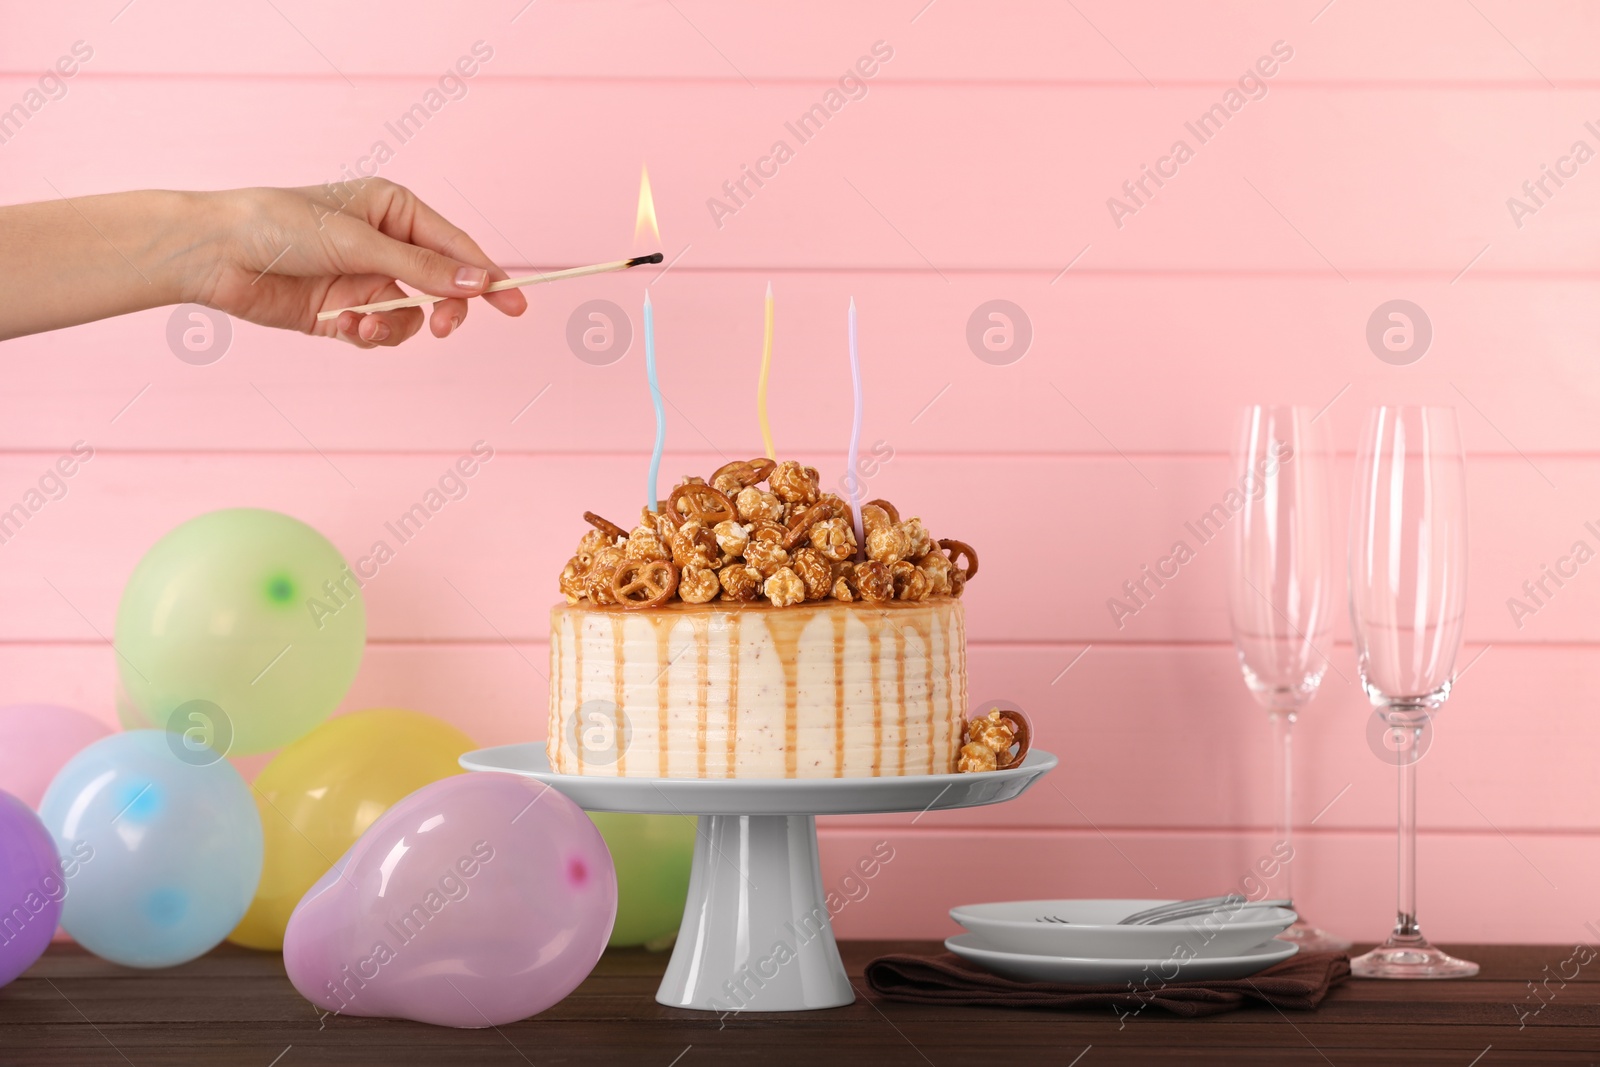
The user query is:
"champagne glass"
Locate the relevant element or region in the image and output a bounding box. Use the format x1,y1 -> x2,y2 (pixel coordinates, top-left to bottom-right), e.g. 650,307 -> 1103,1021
1348,406 -> 1476,978
1228,406 -> 1349,951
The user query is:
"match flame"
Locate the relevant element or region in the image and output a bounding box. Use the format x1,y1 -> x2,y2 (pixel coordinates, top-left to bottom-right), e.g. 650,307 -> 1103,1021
634,164 -> 660,248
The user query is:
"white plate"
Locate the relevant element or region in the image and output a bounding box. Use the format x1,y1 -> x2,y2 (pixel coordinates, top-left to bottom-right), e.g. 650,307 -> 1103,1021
459,744 -> 1056,816
950,899 -> 1298,960
945,933 -> 1298,984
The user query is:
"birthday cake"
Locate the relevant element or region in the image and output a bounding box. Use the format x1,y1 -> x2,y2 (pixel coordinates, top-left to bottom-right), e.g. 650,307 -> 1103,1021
547,459 -> 1023,779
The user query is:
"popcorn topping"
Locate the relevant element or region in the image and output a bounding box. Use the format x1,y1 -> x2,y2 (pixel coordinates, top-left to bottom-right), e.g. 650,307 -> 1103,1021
559,459 -> 977,608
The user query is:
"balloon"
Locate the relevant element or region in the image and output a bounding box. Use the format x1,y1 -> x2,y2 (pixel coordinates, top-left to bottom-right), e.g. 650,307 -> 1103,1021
0,704 -> 113,809
37,731 -> 264,968
230,709 -> 475,950
114,508 -> 366,755
0,791 -> 62,987
285,773 -> 614,1027
589,813 -> 694,948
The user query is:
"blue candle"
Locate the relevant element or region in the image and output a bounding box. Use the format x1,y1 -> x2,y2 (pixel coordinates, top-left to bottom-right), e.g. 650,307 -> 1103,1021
644,290 -> 665,513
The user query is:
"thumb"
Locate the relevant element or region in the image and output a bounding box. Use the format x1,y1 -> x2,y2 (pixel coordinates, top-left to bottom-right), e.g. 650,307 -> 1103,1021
342,229 -> 490,298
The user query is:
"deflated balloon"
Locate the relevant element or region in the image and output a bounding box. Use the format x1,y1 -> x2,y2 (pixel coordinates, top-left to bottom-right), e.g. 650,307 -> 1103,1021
284,773 -> 614,1027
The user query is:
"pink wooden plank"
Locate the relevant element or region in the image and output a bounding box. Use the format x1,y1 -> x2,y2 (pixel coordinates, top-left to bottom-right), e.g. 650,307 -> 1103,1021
5,1 -> 1597,84
820,827 -> 1600,943
0,639 -> 1588,834
2,275 -> 1594,457
0,452 -> 1593,645
5,79 -> 1600,272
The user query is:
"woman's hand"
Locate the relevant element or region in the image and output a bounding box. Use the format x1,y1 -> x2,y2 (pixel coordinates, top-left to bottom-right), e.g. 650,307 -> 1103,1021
193,180 -> 527,347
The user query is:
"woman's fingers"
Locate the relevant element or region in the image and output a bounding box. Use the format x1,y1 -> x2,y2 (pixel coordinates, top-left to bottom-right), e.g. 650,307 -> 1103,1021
364,182 -> 528,319
328,281 -> 424,347
429,297 -> 469,338
332,225 -> 492,303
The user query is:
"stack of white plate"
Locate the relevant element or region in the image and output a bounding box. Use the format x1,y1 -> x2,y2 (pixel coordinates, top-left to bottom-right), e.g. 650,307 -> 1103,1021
946,899 -> 1299,983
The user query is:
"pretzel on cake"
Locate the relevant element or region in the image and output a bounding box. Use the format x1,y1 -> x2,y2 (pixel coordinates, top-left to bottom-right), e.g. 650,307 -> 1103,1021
611,559 -> 680,608
783,497 -> 841,549
938,538 -> 979,581
710,457 -> 776,495
670,482 -> 737,525
584,511 -> 628,544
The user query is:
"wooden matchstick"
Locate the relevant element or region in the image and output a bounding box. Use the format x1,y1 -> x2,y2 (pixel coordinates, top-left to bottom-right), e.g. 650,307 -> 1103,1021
315,252 -> 665,322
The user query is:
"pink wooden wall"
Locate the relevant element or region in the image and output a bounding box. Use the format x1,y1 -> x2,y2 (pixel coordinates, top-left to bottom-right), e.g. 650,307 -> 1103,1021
3,1 -> 1596,944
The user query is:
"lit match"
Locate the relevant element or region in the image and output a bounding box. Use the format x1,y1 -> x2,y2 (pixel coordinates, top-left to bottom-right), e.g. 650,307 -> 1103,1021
315,252 -> 665,322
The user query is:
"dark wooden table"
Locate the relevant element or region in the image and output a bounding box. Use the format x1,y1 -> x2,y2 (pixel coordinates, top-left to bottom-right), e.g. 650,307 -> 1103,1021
3,942 -> 1597,1065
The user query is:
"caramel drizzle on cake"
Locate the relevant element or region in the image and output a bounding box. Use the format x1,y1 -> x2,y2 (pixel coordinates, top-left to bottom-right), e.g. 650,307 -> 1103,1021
548,601 -> 964,779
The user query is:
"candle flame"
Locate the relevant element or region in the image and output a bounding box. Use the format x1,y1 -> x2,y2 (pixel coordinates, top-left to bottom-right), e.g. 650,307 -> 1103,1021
634,164 -> 660,247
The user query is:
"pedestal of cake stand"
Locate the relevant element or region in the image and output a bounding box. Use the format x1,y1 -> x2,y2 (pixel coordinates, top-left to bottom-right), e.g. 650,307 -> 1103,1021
460,744 -> 1056,1013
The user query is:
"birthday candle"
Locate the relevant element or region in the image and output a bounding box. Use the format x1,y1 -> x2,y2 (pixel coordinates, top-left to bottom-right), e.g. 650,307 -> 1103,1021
758,282 -> 775,460
644,290 -> 665,512
847,297 -> 864,552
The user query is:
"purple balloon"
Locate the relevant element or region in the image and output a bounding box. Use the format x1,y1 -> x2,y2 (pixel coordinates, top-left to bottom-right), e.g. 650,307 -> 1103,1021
0,790 -> 63,987
284,772 -> 615,1028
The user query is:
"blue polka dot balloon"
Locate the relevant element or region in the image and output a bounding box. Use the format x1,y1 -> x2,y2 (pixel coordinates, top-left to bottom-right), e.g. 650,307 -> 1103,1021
37,731 -> 263,967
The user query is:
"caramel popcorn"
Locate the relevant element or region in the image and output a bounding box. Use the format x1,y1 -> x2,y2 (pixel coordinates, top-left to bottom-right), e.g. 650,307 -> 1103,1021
624,518 -> 671,563
866,523 -> 912,565
853,559 -> 894,602
558,459 -> 974,608
917,551 -> 954,597
860,503 -> 893,536
585,545 -> 626,606
901,517 -> 933,559
957,707 -> 1030,773
768,461 -> 820,505
577,528 -> 613,565
831,561 -> 858,601
748,520 -> 788,545
743,539 -> 790,578
671,520 -> 720,571
560,556 -> 589,603
889,559 -> 930,601
764,566 -> 806,608
713,519 -> 752,559
719,563 -> 763,602
809,517 -> 857,562
680,566 -> 720,604
652,506 -> 678,541
736,486 -> 785,523
957,743 -> 998,774
792,547 -> 835,601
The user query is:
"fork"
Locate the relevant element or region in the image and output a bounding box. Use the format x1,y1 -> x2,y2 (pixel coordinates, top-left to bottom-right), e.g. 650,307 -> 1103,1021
1119,895 -> 1291,926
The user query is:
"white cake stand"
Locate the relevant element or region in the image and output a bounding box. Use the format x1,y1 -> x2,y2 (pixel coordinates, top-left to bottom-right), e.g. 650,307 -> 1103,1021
460,743 -> 1056,1013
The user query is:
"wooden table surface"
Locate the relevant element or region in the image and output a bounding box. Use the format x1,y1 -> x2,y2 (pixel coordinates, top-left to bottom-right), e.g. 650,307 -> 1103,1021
2,942 -> 1597,1065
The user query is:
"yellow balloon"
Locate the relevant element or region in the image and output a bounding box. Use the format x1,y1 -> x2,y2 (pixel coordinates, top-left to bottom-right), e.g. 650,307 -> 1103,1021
228,708 -> 474,950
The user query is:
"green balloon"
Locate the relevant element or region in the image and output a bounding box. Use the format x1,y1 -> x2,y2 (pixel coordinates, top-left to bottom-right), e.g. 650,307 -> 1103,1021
590,812 -> 695,949
115,509 -> 365,756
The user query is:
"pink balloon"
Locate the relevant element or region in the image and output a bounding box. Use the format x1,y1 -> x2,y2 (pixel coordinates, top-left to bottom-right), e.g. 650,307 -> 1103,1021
0,705 -> 113,809
284,772 -> 615,1028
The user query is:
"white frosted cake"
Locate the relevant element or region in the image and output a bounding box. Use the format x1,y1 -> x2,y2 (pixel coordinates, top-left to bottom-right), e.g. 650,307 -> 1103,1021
547,458 -> 1022,779
549,600 -> 966,778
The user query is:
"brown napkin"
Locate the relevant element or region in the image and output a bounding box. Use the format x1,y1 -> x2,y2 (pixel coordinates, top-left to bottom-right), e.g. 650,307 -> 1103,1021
864,950 -> 1350,1019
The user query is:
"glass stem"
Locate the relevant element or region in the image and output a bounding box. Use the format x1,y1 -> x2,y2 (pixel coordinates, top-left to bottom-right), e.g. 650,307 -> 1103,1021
1395,721 -> 1420,938
1269,708 -> 1295,906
